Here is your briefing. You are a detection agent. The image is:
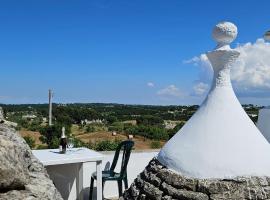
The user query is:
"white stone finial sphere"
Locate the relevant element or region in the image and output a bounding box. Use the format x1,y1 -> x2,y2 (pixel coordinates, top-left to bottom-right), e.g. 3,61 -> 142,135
264,30 -> 270,41
212,21 -> 238,45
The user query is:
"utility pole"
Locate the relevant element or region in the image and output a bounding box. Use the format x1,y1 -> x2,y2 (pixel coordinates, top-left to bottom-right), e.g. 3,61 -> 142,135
48,89 -> 53,126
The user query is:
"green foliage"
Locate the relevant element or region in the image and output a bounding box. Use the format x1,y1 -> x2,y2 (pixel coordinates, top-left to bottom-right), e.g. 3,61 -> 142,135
108,122 -> 124,132
136,115 -> 164,127
39,124 -> 71,149
150,140 -> 162,149
106,115 -> 118,124
11,116 -> 42,132
85,124 -> 107,133
1,103 -> 203,126
125,125 -> 169,140
167,122 -> 185,139
15,125 -> 22,131
28,120 -> 41,131
86,125 -> 95,133
18,119 -> 30,129
53,106 -> 101,124
88,139 -> 122,151
73,138 -> 87,147
36,144 -> 48,149
23,136 -> 35,149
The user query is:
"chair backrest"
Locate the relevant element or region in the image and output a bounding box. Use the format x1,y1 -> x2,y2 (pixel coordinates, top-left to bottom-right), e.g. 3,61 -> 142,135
110,140 -> 134,178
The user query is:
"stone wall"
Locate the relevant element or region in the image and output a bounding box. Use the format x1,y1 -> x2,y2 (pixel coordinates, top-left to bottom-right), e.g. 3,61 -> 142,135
123,158 -> 270,200
0,123 -> 62,200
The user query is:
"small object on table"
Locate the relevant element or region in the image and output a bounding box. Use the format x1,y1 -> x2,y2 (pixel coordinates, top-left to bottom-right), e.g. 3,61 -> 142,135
59,127 -> 67,154
68,134 -> 74,150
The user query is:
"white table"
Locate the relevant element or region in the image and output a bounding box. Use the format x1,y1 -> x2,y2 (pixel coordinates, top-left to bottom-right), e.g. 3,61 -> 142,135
33,148 -> 104,200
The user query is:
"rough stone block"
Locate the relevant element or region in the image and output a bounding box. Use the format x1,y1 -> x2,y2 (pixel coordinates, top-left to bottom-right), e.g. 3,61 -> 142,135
161,182 -> 209,200
197,179 -> 238,195
142,169 -> 162,187
0,135 -> 30,190
0,124 -> 62,200
157,169 -> 197,191
143,181 -> 163,200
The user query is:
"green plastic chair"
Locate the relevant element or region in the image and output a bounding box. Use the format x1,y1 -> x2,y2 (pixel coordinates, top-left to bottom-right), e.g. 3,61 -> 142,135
89,140 -> 134,199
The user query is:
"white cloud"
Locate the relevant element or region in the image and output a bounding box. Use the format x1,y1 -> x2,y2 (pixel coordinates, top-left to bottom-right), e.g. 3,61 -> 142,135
193,82 -> 209,96
184,54 -> 210,68
157,85 -> 183,97
232,39 -> 270,91
147,82 -> 155,87
185,39 -> 270,97
0,96 -> 11,99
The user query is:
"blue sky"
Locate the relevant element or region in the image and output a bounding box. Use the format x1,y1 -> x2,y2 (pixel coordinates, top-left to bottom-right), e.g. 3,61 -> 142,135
1,0 -> 270,105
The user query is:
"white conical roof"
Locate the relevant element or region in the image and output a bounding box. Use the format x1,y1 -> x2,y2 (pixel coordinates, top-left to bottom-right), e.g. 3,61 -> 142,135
158,22 -> 270,179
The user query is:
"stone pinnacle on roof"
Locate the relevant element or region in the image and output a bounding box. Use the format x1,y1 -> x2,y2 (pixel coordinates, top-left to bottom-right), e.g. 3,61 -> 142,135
212,21 -> 237,47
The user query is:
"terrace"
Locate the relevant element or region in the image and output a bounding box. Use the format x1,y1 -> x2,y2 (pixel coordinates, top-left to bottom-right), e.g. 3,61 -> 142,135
35,149 -> 159,200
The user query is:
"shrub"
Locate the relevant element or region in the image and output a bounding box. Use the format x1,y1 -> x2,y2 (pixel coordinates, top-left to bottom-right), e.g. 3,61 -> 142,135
150,140 -> 162,149
39,124 -> 71,149
89,139 -> 122,151
125,125 -> 169,140
86,125 -> 95,133
136,115 -> 164,127
106,116 -> 118,124
36,144 -> 48,149
108,122 -> 124,132
73,138 -> 87,148
23,136 -> 35,149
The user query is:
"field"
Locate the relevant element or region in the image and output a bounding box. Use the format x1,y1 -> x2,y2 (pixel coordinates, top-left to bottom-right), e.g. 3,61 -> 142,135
20,130 -> 43,146
6,103 -> 258,151
19,124 -> 166,150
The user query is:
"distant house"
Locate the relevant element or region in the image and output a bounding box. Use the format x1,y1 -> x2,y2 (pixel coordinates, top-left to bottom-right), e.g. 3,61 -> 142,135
22,114 -> 37,120
81,119 -> 104,125
248,114 -> 258,118
164,120 -> 178,129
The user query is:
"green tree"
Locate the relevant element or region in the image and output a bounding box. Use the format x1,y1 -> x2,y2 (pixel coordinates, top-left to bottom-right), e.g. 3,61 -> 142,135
39,124 -> 71,148
150,140 -> 162,149
106,115 -> 118,124
136,115 -> 164,127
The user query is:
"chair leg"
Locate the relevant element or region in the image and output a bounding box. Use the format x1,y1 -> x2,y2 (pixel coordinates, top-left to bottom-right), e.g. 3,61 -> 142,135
124,177 -> 128,189
102,181 -> 105,200
118,180 -> 123,197
89,177 -> 94,200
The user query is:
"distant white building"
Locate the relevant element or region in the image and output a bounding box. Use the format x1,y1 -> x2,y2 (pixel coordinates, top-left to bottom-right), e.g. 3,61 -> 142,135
164,121 -> 178,129
248,114 -> 258,118
22,114 -> 37,120
81,119 -> 104,125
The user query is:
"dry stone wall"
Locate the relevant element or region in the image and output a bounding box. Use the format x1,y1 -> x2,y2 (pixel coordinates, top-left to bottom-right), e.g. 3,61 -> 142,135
0,124 -> 62,200
122,158 -> 270,200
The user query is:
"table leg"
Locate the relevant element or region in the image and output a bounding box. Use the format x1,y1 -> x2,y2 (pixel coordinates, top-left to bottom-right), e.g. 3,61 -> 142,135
96,160 -> 102,200
76,163 -> 84,200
